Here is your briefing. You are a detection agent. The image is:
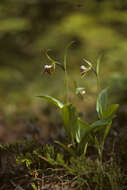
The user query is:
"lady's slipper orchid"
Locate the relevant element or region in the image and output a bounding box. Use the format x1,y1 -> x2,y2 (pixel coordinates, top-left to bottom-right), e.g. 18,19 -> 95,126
80,59 -> 92,77
44,64 -> 53,75
80,65 -> 90,77
80,65 -> 87,73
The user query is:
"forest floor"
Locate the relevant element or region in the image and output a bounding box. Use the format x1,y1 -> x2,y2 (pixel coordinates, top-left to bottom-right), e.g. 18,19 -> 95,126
0,106 -> 127,190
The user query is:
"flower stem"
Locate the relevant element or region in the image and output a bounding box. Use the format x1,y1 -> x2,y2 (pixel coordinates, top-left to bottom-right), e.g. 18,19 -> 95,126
63,41 -> 74,103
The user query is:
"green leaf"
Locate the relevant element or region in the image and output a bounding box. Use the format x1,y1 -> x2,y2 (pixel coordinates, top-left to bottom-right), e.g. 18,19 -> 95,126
96,55 -> 102,77
77,118 -> 89,142
77,119 -> 91,153
37,95 -> 63,109
77,118 -> 89,129
90,119 -> 110,129
96,88 -> 108,119
61,104 -> 78,143
77,119 -> 109,143
78,119 -> 110,146
102,104 -> 119,119
83,118 -> 111,135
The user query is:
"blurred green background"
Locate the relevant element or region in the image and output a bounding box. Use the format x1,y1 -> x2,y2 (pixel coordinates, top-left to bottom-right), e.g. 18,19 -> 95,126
0,0 -> 127,141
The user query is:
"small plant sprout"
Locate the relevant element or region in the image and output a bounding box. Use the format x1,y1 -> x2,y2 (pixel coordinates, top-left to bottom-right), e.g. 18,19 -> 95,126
38,44 -> 119,160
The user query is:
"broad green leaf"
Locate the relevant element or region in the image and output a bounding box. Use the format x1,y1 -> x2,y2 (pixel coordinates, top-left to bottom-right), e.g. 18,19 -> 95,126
78,118 -> 111,157
96,88 -> 108,119
77,119 -> 109,144
37,95 -> 63,109
61,104 -> 78,143
76,118 -> 89,143
77,119 -> 91,153
102,104 -> 119,119
85,118 -> 111,134
77,118 -> 89,129
90,119 -> 110,128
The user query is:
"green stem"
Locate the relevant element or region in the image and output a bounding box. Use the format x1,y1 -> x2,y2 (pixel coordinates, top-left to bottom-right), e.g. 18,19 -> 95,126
97,74 -> 100,93
63,41 -> 74,103
91,67 -> 100,93
64,51 -> 69,103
